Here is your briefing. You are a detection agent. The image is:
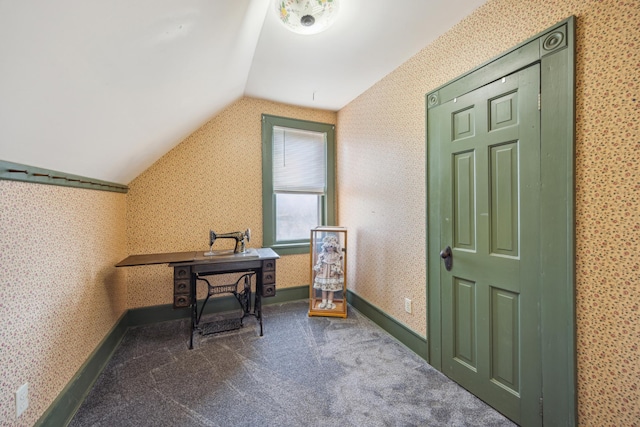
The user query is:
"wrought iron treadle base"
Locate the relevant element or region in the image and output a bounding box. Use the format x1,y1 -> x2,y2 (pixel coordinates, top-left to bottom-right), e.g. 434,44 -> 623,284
192,272 -> 255,344
199,318 -> 243,335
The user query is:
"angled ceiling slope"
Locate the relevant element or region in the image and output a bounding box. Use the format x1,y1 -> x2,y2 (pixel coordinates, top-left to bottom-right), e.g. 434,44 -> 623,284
0,0 -> 486,184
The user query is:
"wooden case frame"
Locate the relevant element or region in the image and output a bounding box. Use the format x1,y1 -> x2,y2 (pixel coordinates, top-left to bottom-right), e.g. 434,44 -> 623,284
308,226 -> 347,318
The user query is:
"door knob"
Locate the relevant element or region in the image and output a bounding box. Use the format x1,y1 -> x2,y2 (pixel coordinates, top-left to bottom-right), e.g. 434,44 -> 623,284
440,246 -> 453,271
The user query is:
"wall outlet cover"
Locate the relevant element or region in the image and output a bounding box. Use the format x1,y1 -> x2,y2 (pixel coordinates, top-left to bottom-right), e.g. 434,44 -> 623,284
16,383 -> 28,418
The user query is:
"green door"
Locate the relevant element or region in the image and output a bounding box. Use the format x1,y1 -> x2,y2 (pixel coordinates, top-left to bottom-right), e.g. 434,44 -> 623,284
432,64 -> 542,425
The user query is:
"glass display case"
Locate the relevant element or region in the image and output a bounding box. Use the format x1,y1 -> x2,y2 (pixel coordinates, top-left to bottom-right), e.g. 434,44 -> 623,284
308,226 -> 347,318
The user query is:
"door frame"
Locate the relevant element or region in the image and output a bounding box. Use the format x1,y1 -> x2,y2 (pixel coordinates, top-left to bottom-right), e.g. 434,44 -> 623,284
426,17 -> 575,426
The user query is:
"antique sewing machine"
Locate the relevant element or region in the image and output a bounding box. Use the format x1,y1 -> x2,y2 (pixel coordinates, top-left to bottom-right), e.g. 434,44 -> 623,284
204,228 -> 251,255
116,226 -> 277,349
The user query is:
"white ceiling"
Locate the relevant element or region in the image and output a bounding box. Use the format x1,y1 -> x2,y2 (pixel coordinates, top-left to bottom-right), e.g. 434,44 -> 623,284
0,0 -> 486,184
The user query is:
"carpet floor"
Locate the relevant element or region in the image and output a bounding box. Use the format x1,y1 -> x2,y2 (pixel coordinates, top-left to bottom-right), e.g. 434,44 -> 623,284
69,300 -> 516,427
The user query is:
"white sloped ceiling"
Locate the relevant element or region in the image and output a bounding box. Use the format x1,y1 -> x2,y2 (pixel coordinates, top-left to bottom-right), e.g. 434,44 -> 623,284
0,0 -> 486,184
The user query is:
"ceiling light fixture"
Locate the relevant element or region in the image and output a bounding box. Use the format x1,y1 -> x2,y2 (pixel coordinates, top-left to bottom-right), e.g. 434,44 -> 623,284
275,0 -> 340,35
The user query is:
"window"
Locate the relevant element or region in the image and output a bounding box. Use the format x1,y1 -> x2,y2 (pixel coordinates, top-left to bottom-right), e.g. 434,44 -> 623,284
262,114 -> 335,254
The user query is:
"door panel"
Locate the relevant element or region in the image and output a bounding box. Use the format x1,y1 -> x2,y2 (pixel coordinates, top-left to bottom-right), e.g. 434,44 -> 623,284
436,65 -> 541,424
491,287 -> 520,393
454,151 -> 476,250
490,142 -> 519,256
453,277 -> 476,369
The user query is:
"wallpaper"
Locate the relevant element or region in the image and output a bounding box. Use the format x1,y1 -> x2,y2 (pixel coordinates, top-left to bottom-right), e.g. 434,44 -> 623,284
126,97 -> 336,308
0,181 -> 127,426
336,0 -> 639,425
1,0 -> 637,425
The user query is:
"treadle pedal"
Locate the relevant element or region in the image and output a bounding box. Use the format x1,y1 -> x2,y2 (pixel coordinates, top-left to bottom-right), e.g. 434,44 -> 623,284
199,318 -> 242,335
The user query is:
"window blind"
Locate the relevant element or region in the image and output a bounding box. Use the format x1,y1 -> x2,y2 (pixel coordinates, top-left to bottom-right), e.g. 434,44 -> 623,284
273,126 -> 326,193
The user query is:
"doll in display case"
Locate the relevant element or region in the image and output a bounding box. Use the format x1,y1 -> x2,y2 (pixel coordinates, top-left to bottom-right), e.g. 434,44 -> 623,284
309,227 -> 347,318
313,234 -> 343,309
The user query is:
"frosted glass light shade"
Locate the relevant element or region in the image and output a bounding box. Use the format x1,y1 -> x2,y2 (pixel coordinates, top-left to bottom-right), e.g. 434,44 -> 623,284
275,0 -> 340,35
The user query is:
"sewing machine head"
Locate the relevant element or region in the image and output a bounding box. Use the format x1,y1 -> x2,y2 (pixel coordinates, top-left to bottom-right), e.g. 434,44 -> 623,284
205,228 -> 251,255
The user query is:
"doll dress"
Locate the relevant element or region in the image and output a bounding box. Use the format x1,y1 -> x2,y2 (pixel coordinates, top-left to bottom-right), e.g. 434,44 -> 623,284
313,251 -> 344,292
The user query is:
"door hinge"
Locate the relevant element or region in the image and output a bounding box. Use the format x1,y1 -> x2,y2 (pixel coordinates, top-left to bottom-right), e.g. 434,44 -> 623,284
538,93 -> 541,110
539,396 -> 544,417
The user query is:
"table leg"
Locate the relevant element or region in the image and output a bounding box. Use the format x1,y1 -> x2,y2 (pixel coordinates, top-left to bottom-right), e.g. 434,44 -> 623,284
189,273 -> 197,349
255,291 -> 263,336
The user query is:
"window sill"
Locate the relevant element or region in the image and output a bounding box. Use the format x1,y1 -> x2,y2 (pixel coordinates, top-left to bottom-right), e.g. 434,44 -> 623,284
267,243 -> 310,256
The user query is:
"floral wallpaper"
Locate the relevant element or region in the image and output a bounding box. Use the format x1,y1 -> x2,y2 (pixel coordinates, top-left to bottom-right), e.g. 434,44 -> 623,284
1,0 -> 637,426
0,181 -> 127,426
337,0 -> 639,425
125,97 -> 336,308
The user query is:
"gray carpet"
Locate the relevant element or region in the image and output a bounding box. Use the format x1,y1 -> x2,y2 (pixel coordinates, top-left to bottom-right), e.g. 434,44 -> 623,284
69,300 -> 516,426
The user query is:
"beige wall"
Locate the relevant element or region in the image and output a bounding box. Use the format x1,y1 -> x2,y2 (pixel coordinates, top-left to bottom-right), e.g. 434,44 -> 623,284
0,181 -> 127,426
336,0 -> 639,425
125,97 -> 336,308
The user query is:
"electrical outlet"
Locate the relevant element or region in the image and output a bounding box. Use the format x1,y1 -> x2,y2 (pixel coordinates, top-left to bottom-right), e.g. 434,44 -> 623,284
404,298 -> 412,314
16,383 -> 28,418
